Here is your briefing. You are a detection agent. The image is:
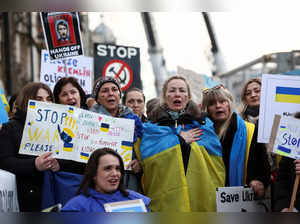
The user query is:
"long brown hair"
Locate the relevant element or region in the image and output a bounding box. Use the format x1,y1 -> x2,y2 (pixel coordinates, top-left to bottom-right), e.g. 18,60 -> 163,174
239,78 -> 261,120
15,82 -> 53,113
76,148 -> 128,197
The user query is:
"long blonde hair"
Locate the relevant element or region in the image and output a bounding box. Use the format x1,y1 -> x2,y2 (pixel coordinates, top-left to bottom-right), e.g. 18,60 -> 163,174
202,85 -> 235,139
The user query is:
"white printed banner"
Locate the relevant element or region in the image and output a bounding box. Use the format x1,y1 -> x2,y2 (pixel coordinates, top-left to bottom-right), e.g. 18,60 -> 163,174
19,100 -> 135,167
216,186 -> 270,212
40,49 -> 93,94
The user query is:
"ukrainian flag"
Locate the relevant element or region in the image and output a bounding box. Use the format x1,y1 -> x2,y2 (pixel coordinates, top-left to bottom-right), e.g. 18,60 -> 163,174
0,89 -> 9,113
279,125 -> 287,131
68,107 -> 74,114
29,101 -> 36,109
63,142 -> 73,152
100,123 -> 109,132
80,152 -> 89,160
275,86 -> 300,104
121,141 -> 133,151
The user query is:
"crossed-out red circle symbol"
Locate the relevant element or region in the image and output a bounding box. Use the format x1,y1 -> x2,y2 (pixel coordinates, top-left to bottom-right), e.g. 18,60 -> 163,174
102,59 -> 133,91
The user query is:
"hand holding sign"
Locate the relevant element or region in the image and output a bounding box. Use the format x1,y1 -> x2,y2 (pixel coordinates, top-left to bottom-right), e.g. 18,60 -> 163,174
35,152 -> 55,171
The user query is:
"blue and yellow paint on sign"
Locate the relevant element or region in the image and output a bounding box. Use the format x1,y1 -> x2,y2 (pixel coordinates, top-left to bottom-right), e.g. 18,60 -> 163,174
80,152 -> 89,160
68,107 -> 74,114
276,86 -> 300,104
121,141 -> 133,151
29,101 -> 36,109
100,123 -> 109,132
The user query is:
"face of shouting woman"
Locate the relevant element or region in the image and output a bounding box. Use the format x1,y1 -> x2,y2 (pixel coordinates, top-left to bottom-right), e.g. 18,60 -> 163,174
164,79 -> 190,112
97,82 -> 121,116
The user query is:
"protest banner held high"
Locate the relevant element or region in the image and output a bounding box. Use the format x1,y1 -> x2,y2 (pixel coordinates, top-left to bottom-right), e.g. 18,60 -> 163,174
40,12 -> 84,60
94,43 -> 142,91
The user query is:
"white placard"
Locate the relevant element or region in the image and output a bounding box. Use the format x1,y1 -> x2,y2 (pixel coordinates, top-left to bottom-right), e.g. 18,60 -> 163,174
258,74 -> 300,143
271,116 -> 300,159
40,49 -> 93,95
19,100 -> 135,168
0,169 -> 19,212
216,186 -> 270,212
104,199 -> 147,212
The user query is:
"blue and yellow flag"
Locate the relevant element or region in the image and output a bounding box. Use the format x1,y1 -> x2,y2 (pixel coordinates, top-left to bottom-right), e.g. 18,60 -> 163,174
100,123 -> 109,132
275,86 -> 300,104
29,101 -> 36,109
121,141 -> 133,151
0,88 -> 9,124
80,152 -> 89,160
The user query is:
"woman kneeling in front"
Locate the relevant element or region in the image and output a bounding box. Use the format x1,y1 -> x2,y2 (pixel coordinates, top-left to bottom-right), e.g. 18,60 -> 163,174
61,148 -> 150,212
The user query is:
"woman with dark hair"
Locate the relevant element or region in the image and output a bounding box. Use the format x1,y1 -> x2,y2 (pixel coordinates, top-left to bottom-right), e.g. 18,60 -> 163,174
53,77 -> 88,110
61,148 -> 150,212
0,82 -> 60,212
42,77 -> 89,209
52,77 -> 88,174
91,77 -> 143,191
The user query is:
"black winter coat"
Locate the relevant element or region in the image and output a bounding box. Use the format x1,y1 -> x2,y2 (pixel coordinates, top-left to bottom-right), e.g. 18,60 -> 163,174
274,157 -> 300,211
221,113 -> 271,188
0,110 -> 43,212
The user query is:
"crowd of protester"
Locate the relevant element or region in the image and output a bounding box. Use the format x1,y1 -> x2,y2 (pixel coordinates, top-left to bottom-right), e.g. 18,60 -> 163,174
0,75 -> 299,213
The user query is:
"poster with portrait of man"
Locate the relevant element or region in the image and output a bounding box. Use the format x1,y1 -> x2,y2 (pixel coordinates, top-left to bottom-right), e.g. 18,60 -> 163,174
40,12 -> 84,60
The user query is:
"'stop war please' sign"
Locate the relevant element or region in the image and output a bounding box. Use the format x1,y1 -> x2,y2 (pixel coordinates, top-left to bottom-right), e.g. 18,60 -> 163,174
94,43 -> 142,91
18,100 -> 135,168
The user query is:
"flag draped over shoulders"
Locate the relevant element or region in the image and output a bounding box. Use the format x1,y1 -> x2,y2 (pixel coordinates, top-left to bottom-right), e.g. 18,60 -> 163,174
136,117 -> 225,212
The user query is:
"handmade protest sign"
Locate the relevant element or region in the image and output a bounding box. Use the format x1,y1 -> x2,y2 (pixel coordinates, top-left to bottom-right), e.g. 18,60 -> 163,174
94,44 -> 142,91
40,49 -> 92,94
40,12 -> 84,60
258,74 -> 300,143
19,100 -> 135,168
269,115 -> 300,159
216,186 -> 270,212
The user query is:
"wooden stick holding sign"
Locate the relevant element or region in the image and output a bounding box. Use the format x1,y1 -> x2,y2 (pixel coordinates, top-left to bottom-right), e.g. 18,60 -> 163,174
289,175 -> 300,212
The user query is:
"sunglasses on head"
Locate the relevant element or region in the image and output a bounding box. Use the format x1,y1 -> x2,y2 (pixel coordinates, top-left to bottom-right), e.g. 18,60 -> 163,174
202,84 -> 225,94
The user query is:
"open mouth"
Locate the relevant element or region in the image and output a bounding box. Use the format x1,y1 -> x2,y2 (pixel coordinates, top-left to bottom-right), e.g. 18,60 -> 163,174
108,179 -> 119,185
173,99 -> 182,106
107,99 -> 116,104
68,101 -> 77,106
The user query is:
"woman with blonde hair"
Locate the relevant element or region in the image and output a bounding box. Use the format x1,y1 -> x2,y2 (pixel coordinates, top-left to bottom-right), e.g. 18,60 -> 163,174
202,84 -> 270,198
136,75 -> 225,211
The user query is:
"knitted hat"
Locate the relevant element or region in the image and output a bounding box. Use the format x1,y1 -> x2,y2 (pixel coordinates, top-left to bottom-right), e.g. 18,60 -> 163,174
93,76 -> 122,101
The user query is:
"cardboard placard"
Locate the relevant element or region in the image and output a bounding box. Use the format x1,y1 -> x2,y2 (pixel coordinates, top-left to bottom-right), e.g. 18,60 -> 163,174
19,100 -> 135,168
